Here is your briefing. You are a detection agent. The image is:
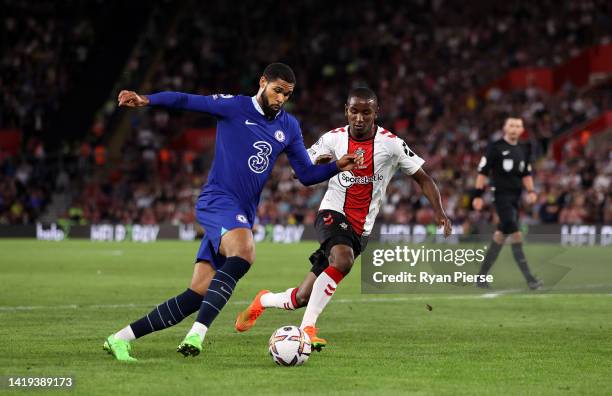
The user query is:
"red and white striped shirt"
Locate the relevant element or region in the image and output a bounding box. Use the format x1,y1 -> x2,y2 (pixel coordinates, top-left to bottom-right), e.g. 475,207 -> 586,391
307,126 -> 424,236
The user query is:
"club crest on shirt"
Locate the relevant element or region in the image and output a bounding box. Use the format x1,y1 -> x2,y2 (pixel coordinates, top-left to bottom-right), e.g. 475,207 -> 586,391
354,147 -> 366,169
274,130 -> 285,142
236,214 -> 248,224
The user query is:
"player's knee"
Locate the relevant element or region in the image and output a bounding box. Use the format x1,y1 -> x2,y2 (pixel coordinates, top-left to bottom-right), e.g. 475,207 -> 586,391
329,245 -> 354,275
237,249 -> 255,265
190,279 -> 208,295
493,231 -> 506,244
227,244 -> 256,264
190,261 -> 215,295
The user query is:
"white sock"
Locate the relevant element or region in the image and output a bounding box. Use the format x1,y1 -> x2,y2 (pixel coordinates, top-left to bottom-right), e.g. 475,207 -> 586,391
260,288 -> 297,310
300,267 -> 344,329
187,321 -> 208,340
114,325 -> 136,342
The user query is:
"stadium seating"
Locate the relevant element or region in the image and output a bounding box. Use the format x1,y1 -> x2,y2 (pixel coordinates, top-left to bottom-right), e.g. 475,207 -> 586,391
1,0 -> 610,225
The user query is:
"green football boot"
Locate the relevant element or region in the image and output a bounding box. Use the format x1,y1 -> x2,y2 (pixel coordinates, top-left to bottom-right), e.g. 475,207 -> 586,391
177,334 -> 203,357
103,335 -> 137,362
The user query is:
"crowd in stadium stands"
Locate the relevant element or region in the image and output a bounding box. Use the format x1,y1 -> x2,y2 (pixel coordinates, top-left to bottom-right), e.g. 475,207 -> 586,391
0,144 -> 53,224
0,0 -> 610,226
0,0 -> 101,224
1,0 -> 98,136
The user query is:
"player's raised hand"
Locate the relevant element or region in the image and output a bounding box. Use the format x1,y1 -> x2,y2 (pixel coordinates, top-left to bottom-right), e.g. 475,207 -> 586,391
472,197 -> 483,211
435,211 -> 452,237
118,90 -> 149,107
336,154 -> 362,171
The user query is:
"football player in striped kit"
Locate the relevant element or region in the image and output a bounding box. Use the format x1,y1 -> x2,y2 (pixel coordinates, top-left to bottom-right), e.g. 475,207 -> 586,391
235,87 -> 452,350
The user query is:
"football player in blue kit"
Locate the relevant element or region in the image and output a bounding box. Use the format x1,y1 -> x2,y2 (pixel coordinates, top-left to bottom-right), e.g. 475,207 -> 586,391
103,63 -> 360,361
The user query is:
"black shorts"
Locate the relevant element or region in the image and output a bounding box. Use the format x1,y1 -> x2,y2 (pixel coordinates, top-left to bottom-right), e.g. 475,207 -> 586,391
308,210 -> 368,276
494,192 -> 521,234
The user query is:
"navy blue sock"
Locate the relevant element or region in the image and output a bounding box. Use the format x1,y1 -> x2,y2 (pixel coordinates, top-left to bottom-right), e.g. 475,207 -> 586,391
478,241 -> 503,276
196,257 -> 251,327
511,243 -> 536,283
130,288 -> 203,338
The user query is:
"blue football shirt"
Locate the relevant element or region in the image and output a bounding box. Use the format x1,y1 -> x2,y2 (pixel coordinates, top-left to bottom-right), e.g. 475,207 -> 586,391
147,92 -> 339,219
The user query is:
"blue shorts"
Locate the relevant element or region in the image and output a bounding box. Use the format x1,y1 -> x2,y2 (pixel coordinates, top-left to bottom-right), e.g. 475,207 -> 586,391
195,194 -> 253,269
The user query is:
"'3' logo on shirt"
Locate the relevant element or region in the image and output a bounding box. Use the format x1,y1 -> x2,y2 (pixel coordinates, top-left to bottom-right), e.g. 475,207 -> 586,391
248,141 -> 273,173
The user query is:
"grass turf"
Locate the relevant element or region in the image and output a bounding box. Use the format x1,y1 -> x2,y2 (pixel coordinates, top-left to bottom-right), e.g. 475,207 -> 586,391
1,240 -> 611,395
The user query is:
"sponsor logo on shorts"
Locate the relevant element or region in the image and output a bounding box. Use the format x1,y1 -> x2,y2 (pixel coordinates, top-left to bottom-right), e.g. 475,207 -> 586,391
340,222 -> 348,230
236,214 -> 248,224
323,213 -> 333,226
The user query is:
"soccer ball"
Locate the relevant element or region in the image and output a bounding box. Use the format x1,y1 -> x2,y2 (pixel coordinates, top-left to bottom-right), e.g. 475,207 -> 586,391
268,325 -> 311,366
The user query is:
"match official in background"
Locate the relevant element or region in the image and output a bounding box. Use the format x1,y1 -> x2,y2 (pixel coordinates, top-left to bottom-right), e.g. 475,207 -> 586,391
472,117 -> 542,290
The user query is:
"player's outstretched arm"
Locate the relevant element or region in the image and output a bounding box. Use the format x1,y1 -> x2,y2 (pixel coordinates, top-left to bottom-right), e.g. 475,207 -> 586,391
291,153 -> 360,186
411,168 -> 452,237
118,90 -> 228,114
286,132 -> 362,186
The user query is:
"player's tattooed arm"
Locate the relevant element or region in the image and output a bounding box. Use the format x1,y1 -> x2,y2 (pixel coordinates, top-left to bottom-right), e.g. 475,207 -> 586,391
411,168 -> 452,237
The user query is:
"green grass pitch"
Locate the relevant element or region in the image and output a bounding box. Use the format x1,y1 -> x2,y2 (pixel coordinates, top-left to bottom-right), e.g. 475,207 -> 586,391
1,240 -> 611,395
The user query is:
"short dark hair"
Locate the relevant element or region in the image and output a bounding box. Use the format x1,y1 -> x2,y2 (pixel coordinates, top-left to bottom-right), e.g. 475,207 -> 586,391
347,87 -> 378,104
263,63 -> 296,84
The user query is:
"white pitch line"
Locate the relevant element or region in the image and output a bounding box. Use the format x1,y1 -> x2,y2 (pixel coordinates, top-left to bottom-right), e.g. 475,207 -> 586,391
2,292 -> 609,313
0,295 -> 498,312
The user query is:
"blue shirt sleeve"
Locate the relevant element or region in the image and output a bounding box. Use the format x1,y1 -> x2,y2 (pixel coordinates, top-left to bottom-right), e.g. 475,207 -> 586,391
285,119 -> 340,186
146,92 -> 237,117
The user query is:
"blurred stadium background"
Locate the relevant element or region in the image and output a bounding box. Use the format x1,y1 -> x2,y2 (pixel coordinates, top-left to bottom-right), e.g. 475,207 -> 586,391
1,0 -> 610,236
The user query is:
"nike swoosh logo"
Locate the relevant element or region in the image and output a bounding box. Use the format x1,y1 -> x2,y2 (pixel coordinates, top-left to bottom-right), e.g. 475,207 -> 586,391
220,286 -> 229,294
245,120 -> 258,125
502,150 -> 510,156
